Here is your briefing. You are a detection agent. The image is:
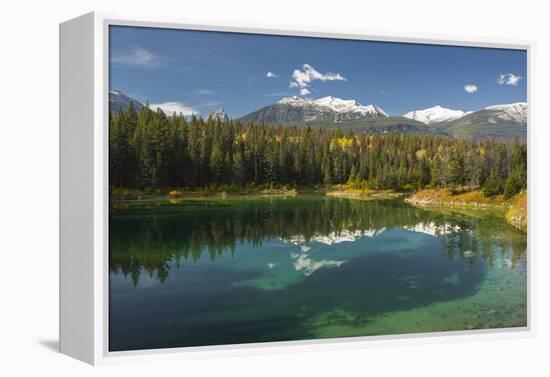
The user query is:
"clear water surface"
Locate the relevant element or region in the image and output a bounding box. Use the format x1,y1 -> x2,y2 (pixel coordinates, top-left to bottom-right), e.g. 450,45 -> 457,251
109,195 -> 527,351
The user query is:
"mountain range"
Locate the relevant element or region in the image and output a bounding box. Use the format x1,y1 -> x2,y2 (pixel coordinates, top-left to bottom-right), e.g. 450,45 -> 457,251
109,90 -> 145,113
236,96 -> 527,141
109,90 -> 527,141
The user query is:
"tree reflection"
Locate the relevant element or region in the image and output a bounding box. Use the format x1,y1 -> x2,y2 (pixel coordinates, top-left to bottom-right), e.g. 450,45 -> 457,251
109,197 -> 526,285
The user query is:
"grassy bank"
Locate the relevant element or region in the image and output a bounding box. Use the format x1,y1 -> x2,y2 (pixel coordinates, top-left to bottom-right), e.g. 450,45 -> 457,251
110,184 -> 405,202
505,191 -> 527,232
110,185 -> 527,231
326,186 -> 403,200
110,184 -> 302,200
406,188 -> 506,208
407,188 -> 527,231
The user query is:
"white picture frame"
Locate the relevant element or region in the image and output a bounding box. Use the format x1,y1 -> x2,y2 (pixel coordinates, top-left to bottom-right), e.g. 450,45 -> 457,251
60,11 -> 535,365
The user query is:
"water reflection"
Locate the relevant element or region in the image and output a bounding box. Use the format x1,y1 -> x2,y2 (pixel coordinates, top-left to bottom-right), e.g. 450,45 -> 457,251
109,196 -> 526,286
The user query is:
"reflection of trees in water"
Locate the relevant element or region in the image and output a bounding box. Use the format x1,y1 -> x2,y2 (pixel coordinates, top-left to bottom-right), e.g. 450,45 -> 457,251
109,198 -> 526,285
443,222 -> 525,269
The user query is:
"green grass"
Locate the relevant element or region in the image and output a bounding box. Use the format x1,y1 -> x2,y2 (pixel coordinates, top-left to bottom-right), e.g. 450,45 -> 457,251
407,188 -> 527,231
506,191 -> 527,231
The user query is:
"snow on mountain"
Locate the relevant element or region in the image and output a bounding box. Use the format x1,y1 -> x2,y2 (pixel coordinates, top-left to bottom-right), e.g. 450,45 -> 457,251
278,96 -> 388,117
403,102 -> 527,124
278,96 -> 311,106
484,102 -> 527,123
207,108 -> 229,122
109,90 -> 144,113
403,105 -> 468,124
313,96 -> 388,116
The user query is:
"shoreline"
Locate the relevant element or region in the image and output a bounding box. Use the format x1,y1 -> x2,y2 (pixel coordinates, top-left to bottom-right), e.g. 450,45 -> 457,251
109,186 -> 301,201
110,186 -> 526,232
325,188 -> 403,200
406,188 -> 527,232
109,186 -> 403,202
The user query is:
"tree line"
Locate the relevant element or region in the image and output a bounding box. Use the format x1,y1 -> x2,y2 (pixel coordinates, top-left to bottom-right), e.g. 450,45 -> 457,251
109,104 -> 527,198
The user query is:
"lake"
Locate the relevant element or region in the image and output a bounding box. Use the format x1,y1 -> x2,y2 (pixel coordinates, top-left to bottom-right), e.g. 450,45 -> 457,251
109,195 -> 527,351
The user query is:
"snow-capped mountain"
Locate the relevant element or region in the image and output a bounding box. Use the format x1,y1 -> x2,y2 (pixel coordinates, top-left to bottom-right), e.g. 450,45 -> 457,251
403,105 -> 469,124
207,108 -> 229,122
442,102 -> 527,140
109,90 -> 144,113
108,90 -> 526,141
484,102 -> 527,123
279,96 -> 388,117
238,95 -> 388,125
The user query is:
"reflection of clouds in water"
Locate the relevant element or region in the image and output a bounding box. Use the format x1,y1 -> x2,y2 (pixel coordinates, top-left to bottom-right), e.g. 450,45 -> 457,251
400,274 -> 422,290
267,262 -> 278,269
442,272 -> 461,286
137,273 -> 160,288
293,254 -> 346,277
282,228 -> 385,246
301,245 -> 311,252
404,222 -> 461,237
501,256 -> 518,270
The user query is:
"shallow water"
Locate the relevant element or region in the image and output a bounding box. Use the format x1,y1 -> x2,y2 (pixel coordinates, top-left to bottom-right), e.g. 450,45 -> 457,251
109,195 -> 527,351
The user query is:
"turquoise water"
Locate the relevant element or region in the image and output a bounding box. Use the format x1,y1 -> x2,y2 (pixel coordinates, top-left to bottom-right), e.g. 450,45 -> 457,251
109,195 -> 527,351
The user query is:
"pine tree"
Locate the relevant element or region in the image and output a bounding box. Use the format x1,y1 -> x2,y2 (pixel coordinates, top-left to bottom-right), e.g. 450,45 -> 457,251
109,106 -> 526,195
209,144 -> 224,183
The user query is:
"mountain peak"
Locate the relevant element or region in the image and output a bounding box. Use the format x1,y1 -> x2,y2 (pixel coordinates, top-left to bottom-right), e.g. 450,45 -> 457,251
484,102 -> 527,111
403,105 -> 467,124
109,89 -> 145,113
483,102 -> 527,123
278,95 -> 387,117
208,108 -> 229,122
278,96 -> 310,105
314,96 -> 359,109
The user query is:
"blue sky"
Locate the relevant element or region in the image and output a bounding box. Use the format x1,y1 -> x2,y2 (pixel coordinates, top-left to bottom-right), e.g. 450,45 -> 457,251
109,25 -> 527,117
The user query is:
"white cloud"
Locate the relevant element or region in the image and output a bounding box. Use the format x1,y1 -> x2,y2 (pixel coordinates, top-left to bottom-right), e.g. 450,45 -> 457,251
464,84 -> 478,93
497,73 -> 522,86
299,88 -> 311,96
111,47 -> 157,66
289,64 -> 346,94
149,102 -> 198,116
266,71 -> 278,78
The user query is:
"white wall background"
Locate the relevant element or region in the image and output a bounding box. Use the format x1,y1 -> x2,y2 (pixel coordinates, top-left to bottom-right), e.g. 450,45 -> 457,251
1,0 -> 548,375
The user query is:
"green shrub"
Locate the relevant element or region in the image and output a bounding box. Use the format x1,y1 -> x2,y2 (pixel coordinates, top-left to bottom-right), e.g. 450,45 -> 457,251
504,171 -> 524,199
482,174 -> 503,197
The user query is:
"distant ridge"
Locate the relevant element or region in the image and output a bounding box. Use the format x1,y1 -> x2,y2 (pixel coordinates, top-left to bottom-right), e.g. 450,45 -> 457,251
440,102 -> 527,141
108,90 -> 526,141
109,90 -> 145,113
403,105 -> 470,124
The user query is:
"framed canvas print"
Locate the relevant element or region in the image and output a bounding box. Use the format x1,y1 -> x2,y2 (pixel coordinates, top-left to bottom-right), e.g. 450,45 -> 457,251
60,12 -> 533,365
